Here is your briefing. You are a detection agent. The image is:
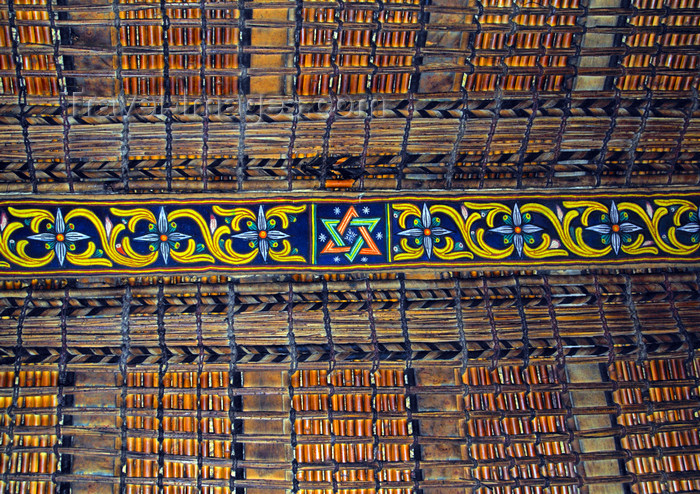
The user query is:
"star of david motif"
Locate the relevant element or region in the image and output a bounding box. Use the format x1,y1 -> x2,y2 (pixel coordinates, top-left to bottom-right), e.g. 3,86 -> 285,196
320,206 -> 382,262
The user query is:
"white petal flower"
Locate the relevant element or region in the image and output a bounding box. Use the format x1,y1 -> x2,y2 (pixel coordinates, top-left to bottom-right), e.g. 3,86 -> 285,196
514,234 -> 524,257
488,204 -> 542,257
609,201 -> 619,225
27,208 -> 90,267
257,206 -> 267,232
27,233 -> 58,242
586,224 -> 612,235
611,233 -> 621,255
512,203 -> 522,227
397,204 -> 451,260
157,207 -> 168,235
431,227 -> 452,237
267,230 -> 290,241
585,201 -> 642,255
397,228 -> 424,238
134,233 -> 160,242
678,222 -> 700,234
160,242 -> 170,265
168,232 -> 191,242
55,242 -> 67,266
259,238 -> 269,261
55,208 -> 66,234
421,203 -> 432,231
491,225 -> 515,235
134,208 -> 190,263
423,236 -> 434,259
230,206 -> 291,262
619,222 -> 642,233
232,231 -> 260,241
65,231 -> 90,242
521,224 -> 542,234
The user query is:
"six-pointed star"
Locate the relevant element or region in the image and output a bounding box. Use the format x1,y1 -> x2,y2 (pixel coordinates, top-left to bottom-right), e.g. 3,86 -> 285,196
320,206 -> 382,262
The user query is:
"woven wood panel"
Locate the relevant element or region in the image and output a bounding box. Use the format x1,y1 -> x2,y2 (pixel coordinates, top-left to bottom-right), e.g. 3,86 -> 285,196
0,0 -> 699,192
0,269 -> 697,493
0,1 -> 699,491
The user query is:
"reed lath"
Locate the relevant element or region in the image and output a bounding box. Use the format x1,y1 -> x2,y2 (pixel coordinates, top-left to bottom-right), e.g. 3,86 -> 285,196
0,0 -> 699,193
1,0 -> 699,492
0,268 -> 698,494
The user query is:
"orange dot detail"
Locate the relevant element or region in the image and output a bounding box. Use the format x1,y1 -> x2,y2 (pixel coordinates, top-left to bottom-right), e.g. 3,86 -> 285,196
514,226 -> 522,234
259,230 -> 268,239
612,224 -> 620,233
160,234 -> 169,242
56,233 -> 65,242
423,228 -> 432,237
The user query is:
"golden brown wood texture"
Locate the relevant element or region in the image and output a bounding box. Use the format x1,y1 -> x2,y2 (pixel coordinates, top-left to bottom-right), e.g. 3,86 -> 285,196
0,270 -> 697,493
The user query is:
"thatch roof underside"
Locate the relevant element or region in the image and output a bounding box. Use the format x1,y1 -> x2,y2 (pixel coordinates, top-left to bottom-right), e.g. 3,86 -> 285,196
0,0 -> 699,492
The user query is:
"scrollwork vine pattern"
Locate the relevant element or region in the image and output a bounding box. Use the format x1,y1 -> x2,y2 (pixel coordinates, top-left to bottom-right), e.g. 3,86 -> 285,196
0,193 -> 698,275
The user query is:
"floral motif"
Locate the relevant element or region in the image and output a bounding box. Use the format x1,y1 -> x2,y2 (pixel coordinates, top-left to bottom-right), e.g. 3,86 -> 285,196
344,228 -> 358,244
397,203 -> 451,259
489,203 -> 542,257
677,208 -> 700,243
134,207 -> 191,264
0,196 -> 698,276
231,205 -> 289,262
585,201 -> 642,255
27,208 -> 89,266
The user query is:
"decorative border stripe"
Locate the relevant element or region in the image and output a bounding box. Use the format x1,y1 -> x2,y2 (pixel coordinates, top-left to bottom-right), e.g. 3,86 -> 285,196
1,191 -> 699,276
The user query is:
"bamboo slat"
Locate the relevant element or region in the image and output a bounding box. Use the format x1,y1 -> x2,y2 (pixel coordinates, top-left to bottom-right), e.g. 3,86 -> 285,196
0,269 -> 697,493
0,0 -> 698,191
